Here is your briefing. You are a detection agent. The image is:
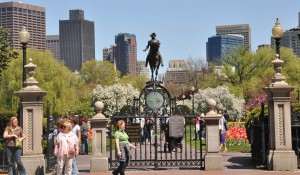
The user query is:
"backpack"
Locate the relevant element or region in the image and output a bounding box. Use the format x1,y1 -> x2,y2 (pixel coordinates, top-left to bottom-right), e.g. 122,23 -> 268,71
224,120 -> 228,131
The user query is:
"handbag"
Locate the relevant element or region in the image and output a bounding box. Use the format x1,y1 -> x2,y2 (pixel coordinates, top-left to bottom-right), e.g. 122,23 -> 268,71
13,130 -> 22,148
68,147 -> 75,157
15,139 -> 22,148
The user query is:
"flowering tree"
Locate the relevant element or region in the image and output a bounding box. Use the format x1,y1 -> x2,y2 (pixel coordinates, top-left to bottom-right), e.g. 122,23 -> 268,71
93,83 -> 139,117
194,86 -> 245,121
244,94 -> 267,112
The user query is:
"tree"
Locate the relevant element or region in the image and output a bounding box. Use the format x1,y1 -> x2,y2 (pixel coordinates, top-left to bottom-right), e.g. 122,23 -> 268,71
80,60 -> 120,87
119,74 -> 149,92
0,28 -> 18,76
186,57 -> 206,89
93,84 -> 139,117
200,63 -> 224,89
220,47 -> 265,86
0,49 -> 82,115
194,86 -> 245,121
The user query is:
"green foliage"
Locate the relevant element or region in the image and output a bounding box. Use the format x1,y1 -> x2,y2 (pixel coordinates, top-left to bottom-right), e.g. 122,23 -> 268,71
221,47 -> 261,86
0,49 -> 83,116
244,105 -> 268,130
0,108 -> 16,138
219,46 -> 300,103
0,28 -> 18,76
291,103 -> 300,113
119,74 -> 149,92
80,60 -> 120,86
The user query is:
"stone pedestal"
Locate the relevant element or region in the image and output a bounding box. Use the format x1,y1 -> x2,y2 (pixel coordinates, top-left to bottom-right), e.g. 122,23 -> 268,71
203,99 -> 223,170
90,101 -> 109,172
264,54 -> 297,171
14,58 -> 47,175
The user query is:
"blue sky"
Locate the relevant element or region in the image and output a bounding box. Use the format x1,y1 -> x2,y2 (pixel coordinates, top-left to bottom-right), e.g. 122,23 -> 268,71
16,0 -> 300,73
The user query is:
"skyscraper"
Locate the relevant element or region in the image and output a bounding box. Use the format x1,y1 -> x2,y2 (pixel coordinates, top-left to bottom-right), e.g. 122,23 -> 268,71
163,60 -> 188,84
0,1 -> 46,50
136,61 -> 149,78
114,33 -> 137,76
59,9 -> 95,72
206,34 -> 244,64
271,13 -> 300,57
103,45 -> 116,64
46,35 -> 60,60
216,24 -> 251,51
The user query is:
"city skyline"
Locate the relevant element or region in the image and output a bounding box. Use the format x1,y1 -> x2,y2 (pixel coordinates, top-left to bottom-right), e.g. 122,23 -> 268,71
7,0 -> 300,73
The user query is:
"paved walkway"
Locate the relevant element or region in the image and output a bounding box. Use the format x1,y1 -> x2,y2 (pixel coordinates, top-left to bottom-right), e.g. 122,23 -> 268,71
74,152 -> 300,175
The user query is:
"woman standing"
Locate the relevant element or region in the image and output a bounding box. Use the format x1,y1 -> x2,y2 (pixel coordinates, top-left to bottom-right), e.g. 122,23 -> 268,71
3,116 -> 26,175
70,116 -> 81,175
54,121 -> 79,175
113,120 -> 136,175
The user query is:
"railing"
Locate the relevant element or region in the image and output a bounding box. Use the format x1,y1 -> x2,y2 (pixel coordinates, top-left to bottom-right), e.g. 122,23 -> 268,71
250,104 -> 300,168
109,115 -> 205,170
0,138 -> 8,174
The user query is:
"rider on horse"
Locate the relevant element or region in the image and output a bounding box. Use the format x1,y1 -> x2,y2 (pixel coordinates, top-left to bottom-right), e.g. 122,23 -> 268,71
144,33 -> 164,68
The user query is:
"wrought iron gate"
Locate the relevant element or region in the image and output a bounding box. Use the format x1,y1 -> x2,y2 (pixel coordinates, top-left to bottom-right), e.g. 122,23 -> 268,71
250,103 -> 300,168
109,81 -> 205,169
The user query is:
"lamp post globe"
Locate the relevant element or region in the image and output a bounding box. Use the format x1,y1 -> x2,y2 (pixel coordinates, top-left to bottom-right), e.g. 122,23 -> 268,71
272,18 -> 284,57
18,26 -> 30,87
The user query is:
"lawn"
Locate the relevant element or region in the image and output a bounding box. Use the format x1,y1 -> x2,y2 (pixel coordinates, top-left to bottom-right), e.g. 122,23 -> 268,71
99,125 -> 251,153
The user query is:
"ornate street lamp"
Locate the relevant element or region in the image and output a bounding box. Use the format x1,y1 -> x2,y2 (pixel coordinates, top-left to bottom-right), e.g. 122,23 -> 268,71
182,94 -> 185,105
191,86 -> 195,114
272,18 -> 284,57
18,26 -> 30,87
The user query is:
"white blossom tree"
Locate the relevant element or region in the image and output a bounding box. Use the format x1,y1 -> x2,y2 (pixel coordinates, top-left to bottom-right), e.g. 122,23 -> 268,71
194,86 -> 245,121
93,83 -> 139,117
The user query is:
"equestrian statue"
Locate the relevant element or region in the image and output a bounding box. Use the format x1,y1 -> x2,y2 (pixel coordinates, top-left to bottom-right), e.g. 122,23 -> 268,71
144,33 -> 164,82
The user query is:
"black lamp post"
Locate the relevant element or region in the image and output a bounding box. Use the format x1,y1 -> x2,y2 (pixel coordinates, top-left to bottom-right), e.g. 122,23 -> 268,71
272,18 -> 284,57
191,86 -> 195,114
18,26 -> 30,87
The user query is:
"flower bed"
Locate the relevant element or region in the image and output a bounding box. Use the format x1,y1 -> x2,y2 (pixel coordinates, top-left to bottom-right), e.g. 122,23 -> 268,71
226,126 -> 250,150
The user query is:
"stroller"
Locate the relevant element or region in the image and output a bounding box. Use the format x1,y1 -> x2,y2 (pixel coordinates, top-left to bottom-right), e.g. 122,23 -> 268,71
163,122 -> 183,153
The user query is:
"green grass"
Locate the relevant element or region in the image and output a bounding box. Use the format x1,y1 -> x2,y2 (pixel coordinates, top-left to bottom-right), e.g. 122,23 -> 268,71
185,125 -> 251,152
98,125 -> 251,153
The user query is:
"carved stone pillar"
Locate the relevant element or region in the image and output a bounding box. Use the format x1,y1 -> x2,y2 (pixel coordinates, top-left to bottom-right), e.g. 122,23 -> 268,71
15,58 -> 47,175
90,101 -> 109,172
203,99 -> 223,170
264,54 -> 297,171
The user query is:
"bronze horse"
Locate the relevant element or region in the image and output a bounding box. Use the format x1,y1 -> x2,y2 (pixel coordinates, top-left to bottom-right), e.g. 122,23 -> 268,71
144,33 -> 163,81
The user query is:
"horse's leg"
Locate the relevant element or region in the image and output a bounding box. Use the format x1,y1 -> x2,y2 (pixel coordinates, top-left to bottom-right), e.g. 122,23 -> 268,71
155,68 -> 158,81
151,68 -> 154,81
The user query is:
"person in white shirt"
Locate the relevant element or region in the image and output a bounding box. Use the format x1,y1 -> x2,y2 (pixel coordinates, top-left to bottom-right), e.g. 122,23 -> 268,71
219,113 -> 228,152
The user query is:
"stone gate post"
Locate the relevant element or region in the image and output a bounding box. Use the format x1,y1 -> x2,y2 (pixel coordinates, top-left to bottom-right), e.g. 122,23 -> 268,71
14,58 -> 47,175
264,54 -> 297,171
203,99 -> 223,170
89,101 -> 109,172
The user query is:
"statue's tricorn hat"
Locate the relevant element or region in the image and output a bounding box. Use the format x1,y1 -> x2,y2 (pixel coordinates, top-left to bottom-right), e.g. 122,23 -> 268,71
150,33 -> 156,37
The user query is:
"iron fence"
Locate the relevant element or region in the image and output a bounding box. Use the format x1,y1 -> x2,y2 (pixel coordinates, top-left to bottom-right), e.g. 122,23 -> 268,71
109,115 -> 205,170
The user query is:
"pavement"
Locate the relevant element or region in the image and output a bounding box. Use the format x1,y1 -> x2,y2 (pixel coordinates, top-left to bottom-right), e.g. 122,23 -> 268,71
66,152 -> 300,175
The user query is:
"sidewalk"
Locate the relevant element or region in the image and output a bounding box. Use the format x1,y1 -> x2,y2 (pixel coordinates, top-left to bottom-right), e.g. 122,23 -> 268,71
75,152 -> 300,175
